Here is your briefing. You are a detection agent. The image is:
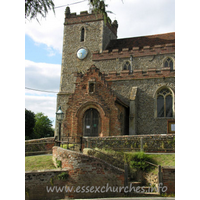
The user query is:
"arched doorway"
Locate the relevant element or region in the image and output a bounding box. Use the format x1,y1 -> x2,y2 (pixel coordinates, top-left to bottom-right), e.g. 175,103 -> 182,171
83,108 -> 100,136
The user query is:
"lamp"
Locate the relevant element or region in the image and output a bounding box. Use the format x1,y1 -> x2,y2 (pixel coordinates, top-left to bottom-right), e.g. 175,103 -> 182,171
56,106 -> 64,146
56,106 -> 64,121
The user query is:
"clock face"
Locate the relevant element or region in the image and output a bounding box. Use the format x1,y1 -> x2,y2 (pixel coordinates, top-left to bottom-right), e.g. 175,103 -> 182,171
77,48 -> 88,60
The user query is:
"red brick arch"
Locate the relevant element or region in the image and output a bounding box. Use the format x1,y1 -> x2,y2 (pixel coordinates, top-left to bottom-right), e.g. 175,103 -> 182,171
76,101 -> 110,137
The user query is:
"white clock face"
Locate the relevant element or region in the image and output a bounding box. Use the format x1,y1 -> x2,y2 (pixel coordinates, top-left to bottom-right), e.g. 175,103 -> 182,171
77,48 -> 88,60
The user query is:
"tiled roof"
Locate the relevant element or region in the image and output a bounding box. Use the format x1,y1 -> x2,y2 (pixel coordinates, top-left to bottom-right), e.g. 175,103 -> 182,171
106,32 -> 175,51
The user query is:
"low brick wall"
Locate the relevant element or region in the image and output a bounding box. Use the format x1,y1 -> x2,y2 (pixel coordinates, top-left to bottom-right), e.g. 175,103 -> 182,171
162,167 -> 175,194
83,134 -> 175,153
52,146 -> 125,199
25,137 -> 55,156
25,169 -> 68,200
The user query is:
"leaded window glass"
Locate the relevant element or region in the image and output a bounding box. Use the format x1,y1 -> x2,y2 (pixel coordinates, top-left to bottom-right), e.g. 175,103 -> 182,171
164,58 -> 174,70
157,88 -> 173,118
123,61 -> 131,70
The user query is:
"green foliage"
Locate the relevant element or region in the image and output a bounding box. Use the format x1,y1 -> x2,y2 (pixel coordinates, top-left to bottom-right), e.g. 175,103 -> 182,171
89,0 -> 112,24
56,159 -> 62,168
25,109 -> 36,140
25,110 -> 54,139
126,152 -> 157,171
57,172 -> 69,180
50,177 -> 54,186
33,112 -> 54,138
25,0 -> 55,21
25,188 -> 30,197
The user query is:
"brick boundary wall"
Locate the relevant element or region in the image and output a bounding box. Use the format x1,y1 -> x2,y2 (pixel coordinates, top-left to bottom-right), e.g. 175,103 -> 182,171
25,137 -> 55,156
83,134 -> 175,153
26,147 -> 125,199
25,169 -> 69,200
162,167 -> 175,194
52,146 -> 125,199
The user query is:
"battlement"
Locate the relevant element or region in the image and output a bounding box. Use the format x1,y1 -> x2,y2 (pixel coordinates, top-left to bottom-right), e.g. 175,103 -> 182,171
64,10 -> 104,25
92,43 -> 175,61
73,65 -> 175,82
64,7 -> 118,36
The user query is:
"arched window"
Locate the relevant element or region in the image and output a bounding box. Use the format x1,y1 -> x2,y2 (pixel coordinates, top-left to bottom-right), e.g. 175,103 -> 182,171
156,88 -> 174,118
164,57 -> 174,70
80,27 -> 85,42
123,61 -> 131,71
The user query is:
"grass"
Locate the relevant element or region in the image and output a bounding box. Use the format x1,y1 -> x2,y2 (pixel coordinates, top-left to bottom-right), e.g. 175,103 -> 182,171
150,154 -> 175,167
25,149 -> 175,172
60,144 -> 75,149
25,155 -> 56,171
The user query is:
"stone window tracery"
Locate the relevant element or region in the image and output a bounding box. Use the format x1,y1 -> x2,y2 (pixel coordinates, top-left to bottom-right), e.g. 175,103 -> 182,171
123,61 -> 131,71
164,57 -> 174,70
156,88 -> 174,118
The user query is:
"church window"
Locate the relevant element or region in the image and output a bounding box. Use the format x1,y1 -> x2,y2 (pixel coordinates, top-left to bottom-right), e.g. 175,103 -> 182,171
156,88 -> 173,118
123,61 -> 131,71
164,57 -> 174,70
81,27 -> 85,42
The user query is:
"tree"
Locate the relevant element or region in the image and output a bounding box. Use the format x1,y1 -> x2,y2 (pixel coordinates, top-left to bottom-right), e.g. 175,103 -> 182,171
25,109 -> 36,140
33,112 -> 54,138
25,0 -> 55,21
25,0 -> 111,22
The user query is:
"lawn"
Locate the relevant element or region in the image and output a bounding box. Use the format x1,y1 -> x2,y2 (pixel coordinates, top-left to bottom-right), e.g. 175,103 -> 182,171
25,155 -> 56,171
25,149 -> 175,172
150,154 -> 175,167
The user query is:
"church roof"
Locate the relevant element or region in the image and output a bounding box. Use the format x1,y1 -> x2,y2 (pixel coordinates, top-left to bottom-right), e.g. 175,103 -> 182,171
106,32 -> 175,51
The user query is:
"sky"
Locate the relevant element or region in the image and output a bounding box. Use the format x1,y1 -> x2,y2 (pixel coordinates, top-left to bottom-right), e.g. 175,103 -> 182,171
25,0 -> 175,127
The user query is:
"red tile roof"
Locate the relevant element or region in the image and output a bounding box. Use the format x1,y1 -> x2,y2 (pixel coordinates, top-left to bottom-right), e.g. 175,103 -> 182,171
106,32 -> 175,51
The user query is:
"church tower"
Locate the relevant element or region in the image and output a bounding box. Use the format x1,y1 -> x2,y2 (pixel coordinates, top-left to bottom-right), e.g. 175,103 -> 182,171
55,7 -> 118,138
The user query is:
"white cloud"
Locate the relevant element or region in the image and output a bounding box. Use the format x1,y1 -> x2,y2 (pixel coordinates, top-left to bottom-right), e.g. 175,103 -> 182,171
25,0 -> 90,53
25,60 -> 61,126
25,0 -> 175,128
107,0 -> 175,38
25,0 -> 175,52
25,95 -> 57,127
25,60 -> 61,91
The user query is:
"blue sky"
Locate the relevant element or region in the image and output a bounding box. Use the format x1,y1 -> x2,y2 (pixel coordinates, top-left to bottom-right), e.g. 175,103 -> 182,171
25,35 -> 62,64
25,0 -> 175,128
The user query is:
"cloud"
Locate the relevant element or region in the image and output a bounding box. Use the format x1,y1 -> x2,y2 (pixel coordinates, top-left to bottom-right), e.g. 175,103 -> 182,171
25,95 -> 57,127
25,0 -> 90,53
107,0 -> 175,38
25,0 -> 175,51
25,60 -> 61,91
25,60 -> 61,127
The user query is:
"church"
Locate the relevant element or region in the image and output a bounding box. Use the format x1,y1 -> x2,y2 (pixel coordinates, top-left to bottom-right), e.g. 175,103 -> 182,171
55,7 -> 175,140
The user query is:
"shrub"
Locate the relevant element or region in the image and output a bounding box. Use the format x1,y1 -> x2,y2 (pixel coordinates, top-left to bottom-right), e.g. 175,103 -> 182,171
57,172 -> 69,180
126,152 -> 157,171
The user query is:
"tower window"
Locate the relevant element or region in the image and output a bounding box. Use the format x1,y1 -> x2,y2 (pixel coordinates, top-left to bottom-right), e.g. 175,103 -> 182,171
81,27 -> 85,42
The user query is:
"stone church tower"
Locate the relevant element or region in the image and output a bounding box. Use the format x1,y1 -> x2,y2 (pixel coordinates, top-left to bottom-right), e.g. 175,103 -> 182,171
55,7 -> 175,140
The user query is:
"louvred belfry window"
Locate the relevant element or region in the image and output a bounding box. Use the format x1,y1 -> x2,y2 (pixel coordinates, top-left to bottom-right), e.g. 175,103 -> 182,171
81,27 -> 85,42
